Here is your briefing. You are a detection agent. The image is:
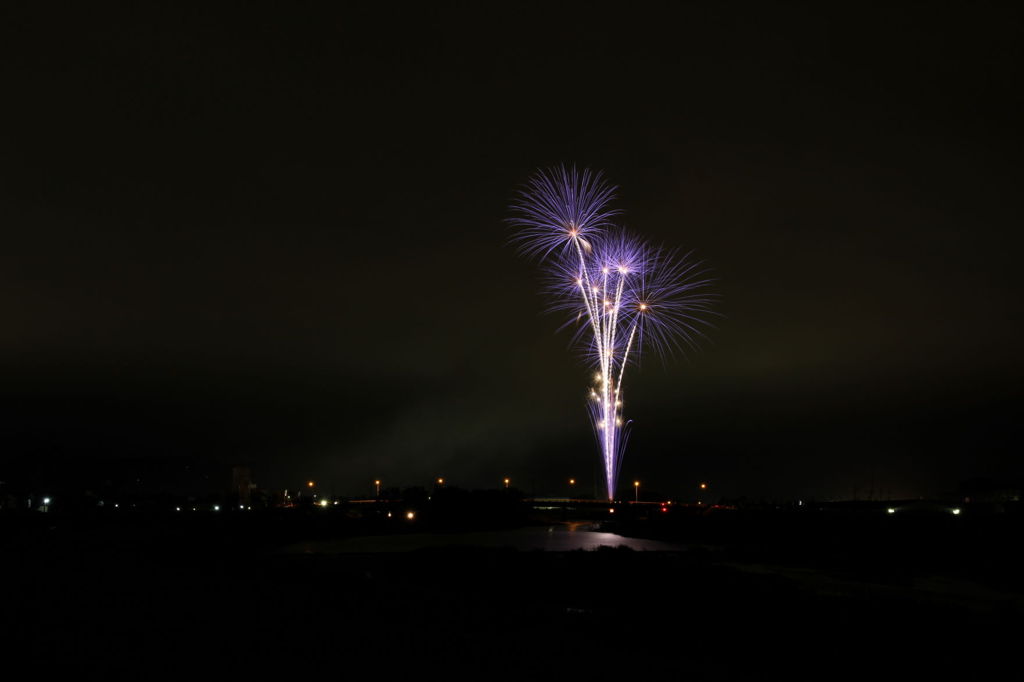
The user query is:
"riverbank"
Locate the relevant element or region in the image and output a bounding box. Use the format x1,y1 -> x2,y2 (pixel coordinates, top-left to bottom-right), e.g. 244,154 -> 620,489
4,514 -> 1018,678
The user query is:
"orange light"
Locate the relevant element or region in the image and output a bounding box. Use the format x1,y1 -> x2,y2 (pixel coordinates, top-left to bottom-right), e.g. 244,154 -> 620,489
569,479 -> 576,485
307,481 -> 314,488
437,478 -> 444,485
634,481 -> 640,487
699,482 -> 707,490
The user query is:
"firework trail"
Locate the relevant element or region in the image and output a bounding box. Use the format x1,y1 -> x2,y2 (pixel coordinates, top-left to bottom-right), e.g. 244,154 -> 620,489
508,166 -> 717,500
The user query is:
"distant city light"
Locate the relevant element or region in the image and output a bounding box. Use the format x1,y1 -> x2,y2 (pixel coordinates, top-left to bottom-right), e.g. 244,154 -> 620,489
307,481 -> 314,488
952,508 -> 961,515
608,508 -> 615,514
887,508 -> 896,514
406,511 -> 416,520
437,478 -> 444,485
213,505 -> 220,511
700,483 -> 707,490
176,507 -> 181,511
42,497 -> 51,505
319,499 -> 329,508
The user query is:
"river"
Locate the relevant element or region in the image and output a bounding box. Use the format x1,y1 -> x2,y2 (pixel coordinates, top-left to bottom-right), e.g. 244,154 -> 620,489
283,522 -> 684,553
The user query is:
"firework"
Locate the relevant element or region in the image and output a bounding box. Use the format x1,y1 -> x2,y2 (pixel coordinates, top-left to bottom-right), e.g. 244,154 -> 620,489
508,165 -> 716,500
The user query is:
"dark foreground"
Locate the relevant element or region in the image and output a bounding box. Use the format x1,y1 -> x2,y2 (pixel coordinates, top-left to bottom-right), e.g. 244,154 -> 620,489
4,509 -> 1021,678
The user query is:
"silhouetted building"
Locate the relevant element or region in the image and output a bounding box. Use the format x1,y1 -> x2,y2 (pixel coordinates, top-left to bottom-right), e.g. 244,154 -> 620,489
232,466 -> 255,506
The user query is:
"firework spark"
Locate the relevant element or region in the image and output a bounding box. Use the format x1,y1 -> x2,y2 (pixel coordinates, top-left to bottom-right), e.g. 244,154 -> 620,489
508,165 -> 717,500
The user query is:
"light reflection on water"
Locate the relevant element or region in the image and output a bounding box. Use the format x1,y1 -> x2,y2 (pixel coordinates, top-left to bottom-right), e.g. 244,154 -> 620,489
284,524 -> 684,553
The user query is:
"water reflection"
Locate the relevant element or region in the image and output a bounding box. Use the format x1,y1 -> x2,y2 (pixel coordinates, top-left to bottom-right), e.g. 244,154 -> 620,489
285,525 -> 684,553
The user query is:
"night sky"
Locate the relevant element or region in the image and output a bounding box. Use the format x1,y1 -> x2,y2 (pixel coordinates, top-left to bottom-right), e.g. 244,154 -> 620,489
2,4 -> 1021,500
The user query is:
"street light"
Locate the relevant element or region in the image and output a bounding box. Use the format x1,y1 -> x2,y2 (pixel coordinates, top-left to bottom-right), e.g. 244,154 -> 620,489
437,477 -> 444,486
634,480 -> 640,503
374,479 -> 381,497
503,478 -> 510,489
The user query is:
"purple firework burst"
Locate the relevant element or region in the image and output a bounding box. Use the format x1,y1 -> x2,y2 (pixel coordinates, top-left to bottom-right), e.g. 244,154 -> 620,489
507,165 -> 717,500
507,166 -> 620,260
